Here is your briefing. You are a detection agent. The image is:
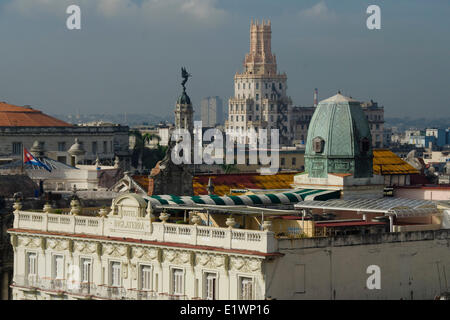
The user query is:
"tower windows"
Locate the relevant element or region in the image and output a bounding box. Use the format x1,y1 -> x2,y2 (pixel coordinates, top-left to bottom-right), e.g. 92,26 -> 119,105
256,83 -> 259,90
279,83 -> 282,90
313,137 -> 325,153
256,94 -> 259,101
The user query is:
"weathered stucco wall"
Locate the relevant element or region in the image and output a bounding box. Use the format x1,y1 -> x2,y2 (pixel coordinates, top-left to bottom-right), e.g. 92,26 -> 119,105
265,230 -> 450,299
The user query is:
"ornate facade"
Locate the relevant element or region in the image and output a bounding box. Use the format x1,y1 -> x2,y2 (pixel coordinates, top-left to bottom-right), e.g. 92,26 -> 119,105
8,194 -> 269,300
7,191 -> 449,300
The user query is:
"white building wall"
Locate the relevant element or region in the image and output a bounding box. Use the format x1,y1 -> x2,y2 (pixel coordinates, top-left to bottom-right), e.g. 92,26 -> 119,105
266,231 -> 450,299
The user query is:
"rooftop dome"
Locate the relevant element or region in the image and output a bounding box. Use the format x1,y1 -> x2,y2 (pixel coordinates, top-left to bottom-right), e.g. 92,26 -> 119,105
177,91 -> 191,105
68,138 -> 86,156
30,140 -> 45,157
305,92 -> 373,178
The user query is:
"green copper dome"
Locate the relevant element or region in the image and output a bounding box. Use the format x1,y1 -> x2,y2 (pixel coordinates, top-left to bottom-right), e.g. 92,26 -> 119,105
305,93 -> 373,178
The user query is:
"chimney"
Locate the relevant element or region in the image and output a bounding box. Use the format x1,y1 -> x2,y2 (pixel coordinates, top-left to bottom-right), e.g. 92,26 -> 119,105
313,88 -> 318,107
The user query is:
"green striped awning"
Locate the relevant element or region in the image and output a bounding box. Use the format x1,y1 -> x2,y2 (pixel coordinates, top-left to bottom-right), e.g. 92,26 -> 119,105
145,189 -> 340,207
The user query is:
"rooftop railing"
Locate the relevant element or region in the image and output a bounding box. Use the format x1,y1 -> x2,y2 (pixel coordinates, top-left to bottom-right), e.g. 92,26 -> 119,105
13,210 -> 277,253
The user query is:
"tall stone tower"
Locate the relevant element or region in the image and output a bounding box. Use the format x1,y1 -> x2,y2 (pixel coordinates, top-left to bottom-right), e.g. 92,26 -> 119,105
226,19 -> 293,146
174,68 -> 194,135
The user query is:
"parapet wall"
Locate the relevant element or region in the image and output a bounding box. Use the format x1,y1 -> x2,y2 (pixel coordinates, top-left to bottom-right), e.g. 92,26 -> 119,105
267,229 -> 450,300
278,229 -> 450,250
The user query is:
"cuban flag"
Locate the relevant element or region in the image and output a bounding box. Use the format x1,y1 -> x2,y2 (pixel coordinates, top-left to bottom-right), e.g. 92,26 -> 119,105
23,148 -> 52,172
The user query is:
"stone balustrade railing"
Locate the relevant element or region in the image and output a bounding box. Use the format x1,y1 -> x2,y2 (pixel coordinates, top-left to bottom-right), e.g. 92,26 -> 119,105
13,210 -> 277,253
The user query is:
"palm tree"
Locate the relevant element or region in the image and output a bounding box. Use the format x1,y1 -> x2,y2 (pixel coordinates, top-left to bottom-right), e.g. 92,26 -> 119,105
130,131 -> 160,171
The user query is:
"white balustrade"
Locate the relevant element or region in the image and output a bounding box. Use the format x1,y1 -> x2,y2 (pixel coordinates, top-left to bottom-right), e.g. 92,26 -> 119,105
13,210 -> 276,253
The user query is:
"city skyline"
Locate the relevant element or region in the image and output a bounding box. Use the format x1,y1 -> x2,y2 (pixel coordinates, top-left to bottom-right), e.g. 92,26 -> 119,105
0,0 -> 449,119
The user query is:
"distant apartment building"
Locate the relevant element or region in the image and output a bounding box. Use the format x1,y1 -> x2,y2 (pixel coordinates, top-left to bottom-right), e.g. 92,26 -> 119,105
383,127 -> 392,148
201,97 -> 223,128
404,129 -> 450,149
290,107 -> 315,147
0,102 -> 131,168
361,100 -> 385,148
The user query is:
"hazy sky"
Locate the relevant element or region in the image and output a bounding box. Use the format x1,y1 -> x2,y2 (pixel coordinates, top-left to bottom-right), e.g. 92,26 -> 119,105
0,0 -> 449,119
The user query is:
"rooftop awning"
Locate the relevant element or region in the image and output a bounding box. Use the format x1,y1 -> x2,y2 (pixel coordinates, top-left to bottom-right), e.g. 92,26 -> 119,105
294,198 -> 439,217
145,189 -> 340,207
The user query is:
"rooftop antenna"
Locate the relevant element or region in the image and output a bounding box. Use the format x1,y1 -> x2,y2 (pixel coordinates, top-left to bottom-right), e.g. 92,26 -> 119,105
314,88 -> 318,107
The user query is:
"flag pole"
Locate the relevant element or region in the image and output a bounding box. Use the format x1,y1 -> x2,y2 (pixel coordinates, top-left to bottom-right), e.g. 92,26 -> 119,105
21,145 -> 24,174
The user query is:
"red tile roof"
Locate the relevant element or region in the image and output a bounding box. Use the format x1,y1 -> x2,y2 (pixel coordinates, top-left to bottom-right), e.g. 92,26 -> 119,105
0,102 -> 72,127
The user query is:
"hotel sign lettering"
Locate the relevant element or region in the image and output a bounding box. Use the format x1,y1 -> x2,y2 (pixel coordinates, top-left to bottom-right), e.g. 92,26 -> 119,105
113,220 -> 144,230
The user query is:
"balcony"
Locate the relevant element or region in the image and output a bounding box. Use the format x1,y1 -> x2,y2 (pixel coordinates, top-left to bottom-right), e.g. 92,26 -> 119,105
127,289 -> 159,300
12,275 -> 193,300
39,277 -> 66,293
66,281 -> 97,297
96,285 -> 127,300
12,275 -> 40,291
